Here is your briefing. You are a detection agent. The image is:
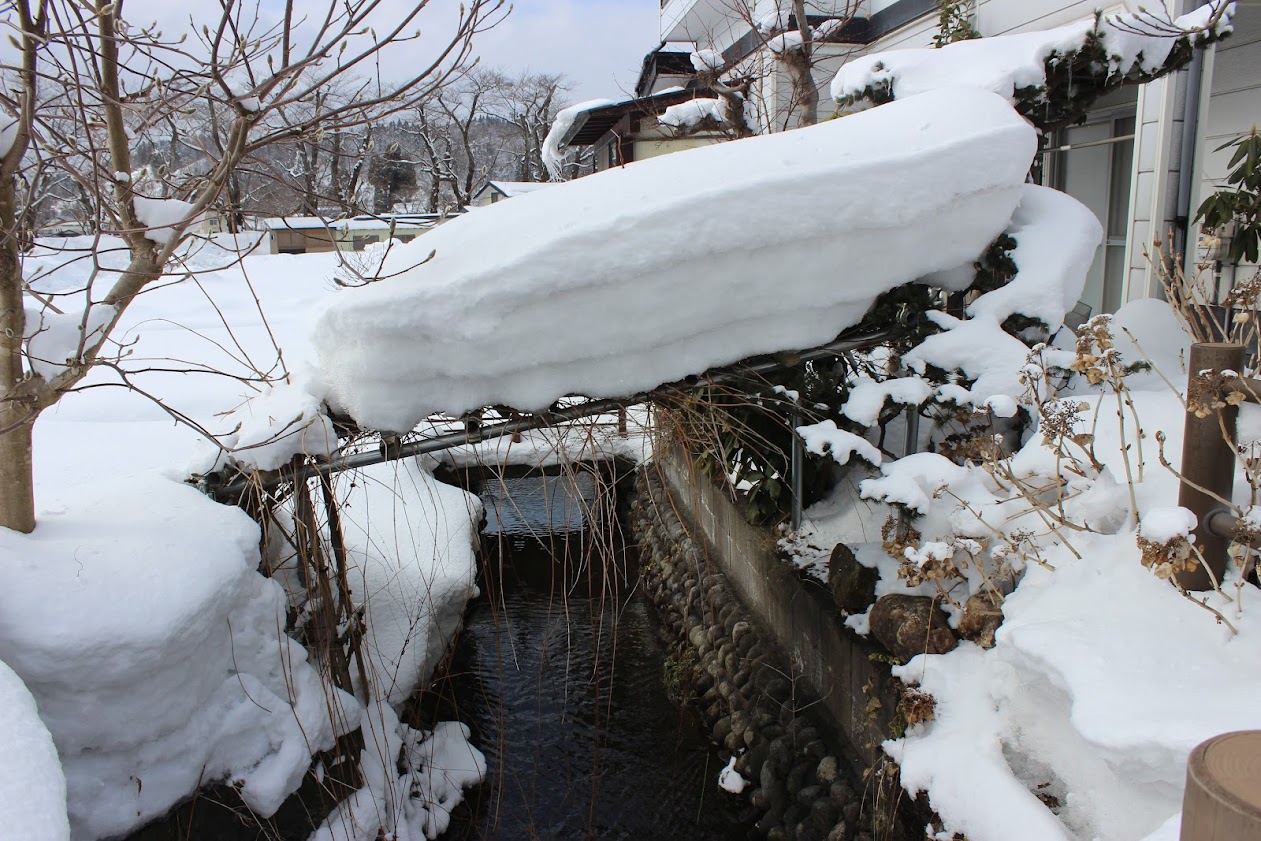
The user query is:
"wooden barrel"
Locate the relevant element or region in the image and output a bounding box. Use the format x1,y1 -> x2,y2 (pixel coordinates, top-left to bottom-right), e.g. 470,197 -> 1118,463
1180,730 -> 1261,840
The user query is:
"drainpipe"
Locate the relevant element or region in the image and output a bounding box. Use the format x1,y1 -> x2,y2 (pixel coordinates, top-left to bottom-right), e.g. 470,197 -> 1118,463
1176,45 -> 1207,272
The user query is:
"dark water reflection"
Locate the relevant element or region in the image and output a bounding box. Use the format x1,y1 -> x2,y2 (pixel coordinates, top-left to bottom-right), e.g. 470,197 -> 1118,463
416,472 -> 753,841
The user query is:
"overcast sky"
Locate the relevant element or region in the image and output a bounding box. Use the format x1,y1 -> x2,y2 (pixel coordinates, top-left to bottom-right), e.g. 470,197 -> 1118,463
469,0 -> 662,102
2,0 -> 661,108
103,0 -> 660,104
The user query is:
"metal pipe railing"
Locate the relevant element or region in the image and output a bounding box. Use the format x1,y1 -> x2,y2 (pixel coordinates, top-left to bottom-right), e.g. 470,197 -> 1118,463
200,328 -> 893,503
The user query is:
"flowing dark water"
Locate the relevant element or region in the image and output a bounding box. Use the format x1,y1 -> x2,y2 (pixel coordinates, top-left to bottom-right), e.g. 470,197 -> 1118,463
412,468 -> 754,841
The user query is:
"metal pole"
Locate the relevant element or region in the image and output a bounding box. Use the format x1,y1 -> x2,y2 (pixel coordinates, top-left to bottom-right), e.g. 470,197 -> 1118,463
201,328 -> 894,501
1177,342 -> 1244,590
903,406 -> 920,458
791,412 -> 803,532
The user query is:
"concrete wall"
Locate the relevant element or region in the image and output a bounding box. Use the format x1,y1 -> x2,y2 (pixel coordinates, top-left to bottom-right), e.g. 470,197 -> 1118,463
653,445 -> 899,780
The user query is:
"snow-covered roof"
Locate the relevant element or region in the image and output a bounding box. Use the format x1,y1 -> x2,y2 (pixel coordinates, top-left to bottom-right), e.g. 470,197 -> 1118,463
542,87 -> 719,177
329,214 -> 444,232
550,88 -> 710,148
475,181 -> 555,200
260,216 -> 333,231
260,214 -> 454,233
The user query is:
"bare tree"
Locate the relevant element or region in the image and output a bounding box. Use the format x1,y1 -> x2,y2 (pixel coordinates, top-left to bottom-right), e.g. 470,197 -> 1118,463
0,0 -> 505,533
489,71 -> 571,182
406,68 -> 571,211
681,0 -> 863,132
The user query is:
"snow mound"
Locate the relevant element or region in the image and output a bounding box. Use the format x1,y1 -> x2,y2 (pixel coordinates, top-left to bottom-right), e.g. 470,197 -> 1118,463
315,87 -> 1037,432
311,702 -> 485,841
691,48 -> 724,72
892,548 -> 1261,841
831,2 -> 1235,109
718,756 -> 747,794
659,98 -> 728,129
904,184 -> 1100,409
0,475 -> 344,839
0,658 -> 68,841
203,379 -> 338,473
967,185 -> 1102,331
797,419 -> 882,467
339,460 -> 481,706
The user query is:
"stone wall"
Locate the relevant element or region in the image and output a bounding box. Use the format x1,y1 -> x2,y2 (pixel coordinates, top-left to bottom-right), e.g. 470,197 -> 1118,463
651,445 -> 903,778
630,465 -> 913,841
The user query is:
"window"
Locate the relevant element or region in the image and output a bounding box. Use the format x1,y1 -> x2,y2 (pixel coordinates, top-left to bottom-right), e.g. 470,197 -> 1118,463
1041,93 -> 1137,317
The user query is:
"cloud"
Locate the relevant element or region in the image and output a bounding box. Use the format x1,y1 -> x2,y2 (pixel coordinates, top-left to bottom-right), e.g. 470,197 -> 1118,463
470,0 -> 660,100
5,0 -> 659,106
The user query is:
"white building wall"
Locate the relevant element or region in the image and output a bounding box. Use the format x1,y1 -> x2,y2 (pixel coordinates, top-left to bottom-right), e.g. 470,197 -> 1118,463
660,0 -> 1252,310
1192,5 -> 1261,284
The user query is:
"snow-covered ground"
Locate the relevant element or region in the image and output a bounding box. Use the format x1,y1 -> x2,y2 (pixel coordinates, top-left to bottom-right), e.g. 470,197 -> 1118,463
786,299 -> 1261,841
9,239 -> 487,839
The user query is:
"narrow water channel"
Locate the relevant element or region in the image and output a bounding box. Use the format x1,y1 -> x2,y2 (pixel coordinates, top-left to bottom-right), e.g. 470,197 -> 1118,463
413,468 -> 754,840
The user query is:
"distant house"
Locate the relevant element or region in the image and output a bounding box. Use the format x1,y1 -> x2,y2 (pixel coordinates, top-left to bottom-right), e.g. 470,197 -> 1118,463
260,217 -> 339,255
260,212 -> 459,254
551,87 -> 730,174
471,181 -> 555,207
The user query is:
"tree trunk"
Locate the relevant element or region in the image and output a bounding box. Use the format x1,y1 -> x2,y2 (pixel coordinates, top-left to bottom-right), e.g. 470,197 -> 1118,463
0,175 -> 36,533
789,0 -> 818,128
0,411 -> 36,534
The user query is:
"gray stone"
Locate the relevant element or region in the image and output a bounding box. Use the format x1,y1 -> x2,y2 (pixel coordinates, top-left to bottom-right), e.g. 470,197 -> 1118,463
867,594 -> 958,661
816,755 -> 838,785
786,760 -> 811,794
797,784 -> 822,807
828,542 -> 879,616
810,797 -> 837,833
764,677 -> 792,703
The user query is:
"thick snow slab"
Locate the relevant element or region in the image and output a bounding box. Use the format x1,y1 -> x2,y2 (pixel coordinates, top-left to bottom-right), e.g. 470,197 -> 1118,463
315,88 -> 1037,432
339,460 -> 481,706
0,475 -> 342,839
0,659 -> 68,841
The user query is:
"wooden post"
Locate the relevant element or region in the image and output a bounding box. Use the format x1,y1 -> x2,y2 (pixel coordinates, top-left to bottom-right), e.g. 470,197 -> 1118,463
1177,342 -> 1245,590
1180,731 -> 1261,841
